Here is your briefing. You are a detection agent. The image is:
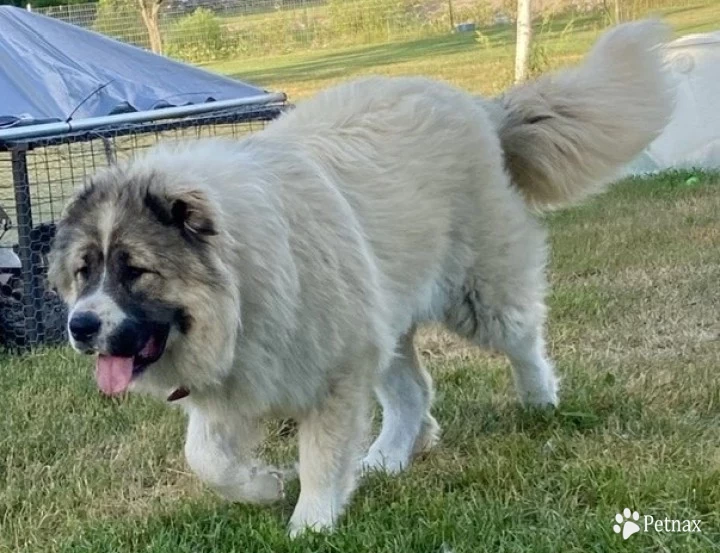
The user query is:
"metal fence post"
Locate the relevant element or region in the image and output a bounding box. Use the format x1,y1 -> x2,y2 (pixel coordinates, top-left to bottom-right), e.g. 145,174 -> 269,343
11,145 -> 43,347
0,101 -> 287,351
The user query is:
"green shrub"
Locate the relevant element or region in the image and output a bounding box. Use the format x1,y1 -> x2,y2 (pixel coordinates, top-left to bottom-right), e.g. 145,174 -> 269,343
327,0 -> 418,42
165,8 -> 231,63
93,0 -> 148,48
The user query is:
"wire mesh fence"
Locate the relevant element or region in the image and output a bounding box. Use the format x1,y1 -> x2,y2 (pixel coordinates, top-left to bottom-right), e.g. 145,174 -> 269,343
0,102 -> 286,350
30,0 -> 609,63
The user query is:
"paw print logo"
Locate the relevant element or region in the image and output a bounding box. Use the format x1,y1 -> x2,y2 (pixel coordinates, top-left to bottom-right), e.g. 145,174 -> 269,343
613,508 -> 641,540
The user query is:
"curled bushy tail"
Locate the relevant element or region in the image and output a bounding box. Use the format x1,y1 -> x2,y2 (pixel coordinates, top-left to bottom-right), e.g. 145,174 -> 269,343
492,20 -> 675,210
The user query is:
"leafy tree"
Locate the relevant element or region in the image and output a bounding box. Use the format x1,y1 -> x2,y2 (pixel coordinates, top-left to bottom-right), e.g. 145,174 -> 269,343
94,0 -> 147,47
1,0 -> 97,7
137,0 -> 165,54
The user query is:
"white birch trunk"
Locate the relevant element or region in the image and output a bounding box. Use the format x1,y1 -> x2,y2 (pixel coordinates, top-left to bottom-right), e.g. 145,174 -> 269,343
515,0 -> 532,83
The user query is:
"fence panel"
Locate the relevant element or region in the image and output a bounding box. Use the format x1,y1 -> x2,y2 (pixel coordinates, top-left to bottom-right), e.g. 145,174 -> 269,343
0,104 -> 284,350
29,0 -> 606,62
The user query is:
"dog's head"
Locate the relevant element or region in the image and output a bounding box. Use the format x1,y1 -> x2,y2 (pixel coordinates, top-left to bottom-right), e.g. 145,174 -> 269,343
49,164 -> 239,400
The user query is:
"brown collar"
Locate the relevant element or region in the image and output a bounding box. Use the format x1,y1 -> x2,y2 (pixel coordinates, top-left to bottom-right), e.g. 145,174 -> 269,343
167,387 -> 190,402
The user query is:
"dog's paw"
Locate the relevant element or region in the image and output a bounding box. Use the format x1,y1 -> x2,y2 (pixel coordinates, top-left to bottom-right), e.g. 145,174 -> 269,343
521,389 -> 559,409
242,469 -> 285,504
278,463 -> 299,482
362,448 -> 410,475
412,415 -> 441,456
519,377 -> 559,409
288,507 -> 335,538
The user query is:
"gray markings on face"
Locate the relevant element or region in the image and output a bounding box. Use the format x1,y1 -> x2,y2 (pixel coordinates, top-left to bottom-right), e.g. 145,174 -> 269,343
68,271 -> 126,353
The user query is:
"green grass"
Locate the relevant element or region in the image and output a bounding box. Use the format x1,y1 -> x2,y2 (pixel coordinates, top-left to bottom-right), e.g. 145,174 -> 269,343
204,1 -> 720,99
2,170 -> 719,552
3,2 -> 720,550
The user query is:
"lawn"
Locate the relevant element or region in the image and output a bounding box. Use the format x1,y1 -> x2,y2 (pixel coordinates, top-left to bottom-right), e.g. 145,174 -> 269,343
206,1 -> 720,99
2,169 -> 719,552
3,3 -> 720,552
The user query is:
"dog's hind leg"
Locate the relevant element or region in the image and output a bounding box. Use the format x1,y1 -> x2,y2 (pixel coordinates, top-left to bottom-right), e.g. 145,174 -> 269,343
446,272 -> 558,408
362,328 -> 439,474
503,328 -> 558,407
184,408 -> 285,505
288,357 -> 374,537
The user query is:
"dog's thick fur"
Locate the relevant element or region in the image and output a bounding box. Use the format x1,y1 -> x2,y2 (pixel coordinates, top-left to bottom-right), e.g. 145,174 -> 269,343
49,21 -> 673,535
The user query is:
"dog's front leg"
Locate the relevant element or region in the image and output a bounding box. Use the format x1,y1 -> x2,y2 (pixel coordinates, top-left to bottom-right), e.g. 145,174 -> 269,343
288,368 -> 371,537
184,408 -> 285,504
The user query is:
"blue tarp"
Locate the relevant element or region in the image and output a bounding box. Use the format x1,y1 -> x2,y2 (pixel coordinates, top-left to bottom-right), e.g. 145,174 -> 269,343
0,6 -> 273,128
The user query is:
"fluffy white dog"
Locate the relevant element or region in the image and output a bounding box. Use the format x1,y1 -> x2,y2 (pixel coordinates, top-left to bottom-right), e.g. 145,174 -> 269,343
49,20 -> 673,535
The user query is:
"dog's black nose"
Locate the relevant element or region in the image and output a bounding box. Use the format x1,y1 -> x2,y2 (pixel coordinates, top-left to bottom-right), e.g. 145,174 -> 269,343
69,311 -> 102,342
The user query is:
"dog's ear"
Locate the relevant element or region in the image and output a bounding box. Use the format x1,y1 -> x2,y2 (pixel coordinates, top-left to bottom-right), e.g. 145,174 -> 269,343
145,188 -> 218,240
48,179 -> 104,300
169,189 -> 218,238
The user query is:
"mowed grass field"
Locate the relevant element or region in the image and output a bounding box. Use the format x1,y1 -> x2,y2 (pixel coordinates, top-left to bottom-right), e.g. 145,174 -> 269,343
207,1 -> 720,99
3,3 -> 720,552
3,171 -> 719,553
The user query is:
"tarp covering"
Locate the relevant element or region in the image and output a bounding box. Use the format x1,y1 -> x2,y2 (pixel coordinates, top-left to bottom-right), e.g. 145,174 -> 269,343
627,31 -> 720,174
0,5 -> 271,128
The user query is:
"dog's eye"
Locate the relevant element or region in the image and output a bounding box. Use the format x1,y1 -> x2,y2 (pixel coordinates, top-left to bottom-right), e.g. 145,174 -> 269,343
126,266 -> 150,281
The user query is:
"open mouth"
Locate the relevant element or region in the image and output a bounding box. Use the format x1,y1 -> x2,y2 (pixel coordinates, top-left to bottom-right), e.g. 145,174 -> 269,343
95,325 -> 170,396
132,325 -> 170,375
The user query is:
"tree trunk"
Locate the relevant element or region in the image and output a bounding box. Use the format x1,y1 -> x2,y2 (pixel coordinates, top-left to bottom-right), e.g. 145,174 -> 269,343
514,0 -> 532,83
614,0 -> 621,23
138,0 -> 164,54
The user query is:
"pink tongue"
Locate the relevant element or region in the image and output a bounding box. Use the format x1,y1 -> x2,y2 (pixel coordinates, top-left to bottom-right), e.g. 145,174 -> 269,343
95,355 -> 134,396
